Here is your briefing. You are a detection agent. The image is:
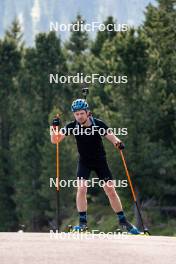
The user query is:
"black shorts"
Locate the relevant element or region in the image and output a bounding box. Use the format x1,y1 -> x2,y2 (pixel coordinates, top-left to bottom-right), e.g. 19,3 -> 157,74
77,159 -> 113,182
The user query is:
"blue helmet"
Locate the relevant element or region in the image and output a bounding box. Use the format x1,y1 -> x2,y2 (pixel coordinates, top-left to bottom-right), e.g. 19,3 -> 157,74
71,99 -> 89,112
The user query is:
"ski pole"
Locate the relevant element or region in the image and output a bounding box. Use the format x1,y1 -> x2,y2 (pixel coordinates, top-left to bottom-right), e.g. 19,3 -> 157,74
119,149 -> 150,234
55,114 -> 61,230
55,114 -> 61,191
56,142 -> 60,231
56,142 -> 59,191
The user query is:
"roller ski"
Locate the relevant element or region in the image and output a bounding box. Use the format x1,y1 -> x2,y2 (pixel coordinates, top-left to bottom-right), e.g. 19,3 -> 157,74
66,224 -> 88,233
116,224 -> 141,235
116,221 -> 150,235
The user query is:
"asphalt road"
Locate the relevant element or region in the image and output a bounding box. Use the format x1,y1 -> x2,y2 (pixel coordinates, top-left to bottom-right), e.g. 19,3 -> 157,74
0,232 -> 175,264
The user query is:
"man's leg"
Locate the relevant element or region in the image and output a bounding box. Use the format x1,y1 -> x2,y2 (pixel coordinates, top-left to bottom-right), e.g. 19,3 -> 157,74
103,180 -> 123,212
76,179 -> 88,227
76,160 -> 91,227
76,179 -> 87,227
103,180 -> 140,234
76,179 -> 87,212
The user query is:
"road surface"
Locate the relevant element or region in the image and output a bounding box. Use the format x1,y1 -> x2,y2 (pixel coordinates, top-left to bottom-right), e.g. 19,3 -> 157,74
0,232 -> 175,264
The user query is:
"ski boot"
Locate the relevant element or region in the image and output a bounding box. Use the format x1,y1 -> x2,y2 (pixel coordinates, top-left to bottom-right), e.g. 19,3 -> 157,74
119,221 -> 141,235
72,224 -> 88,232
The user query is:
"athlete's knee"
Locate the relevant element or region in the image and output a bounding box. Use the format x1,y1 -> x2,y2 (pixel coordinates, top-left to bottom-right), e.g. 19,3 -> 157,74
104,183 -> 117,198
77,186 -> 87,196
77,180 -> 87,195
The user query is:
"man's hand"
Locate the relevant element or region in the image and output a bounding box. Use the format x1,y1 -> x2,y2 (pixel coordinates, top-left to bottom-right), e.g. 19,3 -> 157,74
115,141 -> 125,150
51,115 -> 65,144
52,115 -> 61,127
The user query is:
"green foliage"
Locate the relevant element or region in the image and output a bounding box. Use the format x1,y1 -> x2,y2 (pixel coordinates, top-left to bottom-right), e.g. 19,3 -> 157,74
91,16 -> 117,56
66,14 -> 89,55
0,21 -> 22,231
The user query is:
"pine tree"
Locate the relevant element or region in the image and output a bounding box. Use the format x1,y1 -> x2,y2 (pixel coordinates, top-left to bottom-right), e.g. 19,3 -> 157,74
142,0 -> 176,206
91,16 -> 117,56
66,14 -> 89,56
65,14 -> 89,98
0,21 -> 22,231
12,31 -> 68,231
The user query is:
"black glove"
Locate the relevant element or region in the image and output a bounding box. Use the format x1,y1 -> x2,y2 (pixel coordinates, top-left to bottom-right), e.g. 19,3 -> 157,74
52,116 -> 61,127
115,141 -> 125,150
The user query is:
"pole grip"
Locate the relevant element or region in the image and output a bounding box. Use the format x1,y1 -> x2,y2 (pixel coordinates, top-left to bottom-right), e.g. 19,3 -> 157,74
56,143 -> 59,191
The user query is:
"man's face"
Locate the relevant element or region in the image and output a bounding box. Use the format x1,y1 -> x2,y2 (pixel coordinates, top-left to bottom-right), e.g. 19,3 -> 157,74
73,110 -> 89,124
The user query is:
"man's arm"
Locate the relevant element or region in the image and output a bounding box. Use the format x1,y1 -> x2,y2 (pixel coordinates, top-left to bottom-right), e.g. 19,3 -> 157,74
105,133 -> 121,146
105,133 -> 125,149
95,118 -> 125,149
